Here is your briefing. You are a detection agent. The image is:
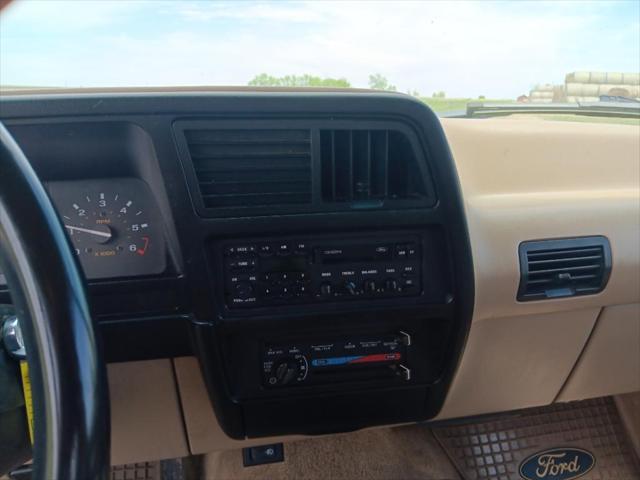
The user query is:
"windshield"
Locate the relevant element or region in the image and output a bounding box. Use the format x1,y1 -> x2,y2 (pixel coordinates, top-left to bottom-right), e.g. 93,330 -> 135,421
1,0 -> 639,117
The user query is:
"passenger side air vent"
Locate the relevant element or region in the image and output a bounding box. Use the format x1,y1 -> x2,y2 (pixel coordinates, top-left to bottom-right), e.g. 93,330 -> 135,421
183,129 -> 312,209
319,129 -> 431,207
518,236 -> 612,301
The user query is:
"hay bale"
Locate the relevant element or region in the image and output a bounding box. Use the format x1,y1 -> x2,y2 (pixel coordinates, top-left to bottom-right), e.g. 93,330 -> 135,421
530,98 -> 553,103
566,71 -> 591,83
533,83 -> 555,92
553,85 -> 566,102
606,72 -> 624,84
530,91 -> 554,99
623,73 -> 640,86
589,72 -> 608,84
565,71 -> 640,85
597,84 -> 640,97
566,83 -> 599,96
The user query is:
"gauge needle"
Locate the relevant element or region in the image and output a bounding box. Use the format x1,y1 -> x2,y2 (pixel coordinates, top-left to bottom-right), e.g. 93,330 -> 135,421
64,225 -> 112,239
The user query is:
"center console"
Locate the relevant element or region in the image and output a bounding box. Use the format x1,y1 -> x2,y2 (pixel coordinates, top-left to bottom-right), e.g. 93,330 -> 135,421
0,92 -> 474,442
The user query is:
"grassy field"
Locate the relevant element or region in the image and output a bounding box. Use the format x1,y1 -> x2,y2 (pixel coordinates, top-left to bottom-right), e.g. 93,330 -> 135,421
535,114 -> 640,126
419,97 -> 639,125
419,97 -> 513,113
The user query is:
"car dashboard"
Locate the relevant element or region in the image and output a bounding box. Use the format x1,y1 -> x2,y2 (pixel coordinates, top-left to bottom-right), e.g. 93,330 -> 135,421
0,91 -> 474,440
1,90 -> 638,465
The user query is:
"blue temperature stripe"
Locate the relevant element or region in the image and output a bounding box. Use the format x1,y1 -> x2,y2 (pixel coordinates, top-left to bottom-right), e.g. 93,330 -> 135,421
311,355 -> 363,367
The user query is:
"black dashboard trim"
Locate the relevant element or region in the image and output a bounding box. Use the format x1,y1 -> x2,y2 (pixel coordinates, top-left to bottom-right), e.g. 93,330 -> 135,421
0,91 -> 474,440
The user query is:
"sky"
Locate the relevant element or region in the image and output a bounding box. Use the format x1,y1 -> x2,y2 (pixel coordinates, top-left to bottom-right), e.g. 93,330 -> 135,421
0,0 -> 639,98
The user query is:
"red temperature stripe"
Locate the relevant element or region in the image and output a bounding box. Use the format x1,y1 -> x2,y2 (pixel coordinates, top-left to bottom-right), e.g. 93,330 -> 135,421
349,352 -> 401,364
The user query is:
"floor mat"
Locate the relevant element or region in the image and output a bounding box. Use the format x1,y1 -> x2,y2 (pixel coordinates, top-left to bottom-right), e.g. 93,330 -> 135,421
432,397 -> 640,480
111,462 -> 160,480
204,424 -> 460,480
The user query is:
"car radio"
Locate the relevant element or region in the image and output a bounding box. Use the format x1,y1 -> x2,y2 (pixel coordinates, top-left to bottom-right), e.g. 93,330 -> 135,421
222,234 -> 422,308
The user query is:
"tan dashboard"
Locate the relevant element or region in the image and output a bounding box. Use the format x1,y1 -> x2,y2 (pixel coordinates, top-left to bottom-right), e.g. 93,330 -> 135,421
108,116 -> 640,463
436,117 -> 640,418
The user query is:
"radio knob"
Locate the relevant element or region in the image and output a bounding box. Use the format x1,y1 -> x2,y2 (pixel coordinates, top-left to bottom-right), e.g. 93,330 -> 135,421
364,279 -> 377,293
384,278 -> 399,292
343,280 -> 358,296
320,282 -> 333,296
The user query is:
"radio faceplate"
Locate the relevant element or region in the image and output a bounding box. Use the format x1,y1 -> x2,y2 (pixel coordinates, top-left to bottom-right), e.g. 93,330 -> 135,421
222,234 -> 423,308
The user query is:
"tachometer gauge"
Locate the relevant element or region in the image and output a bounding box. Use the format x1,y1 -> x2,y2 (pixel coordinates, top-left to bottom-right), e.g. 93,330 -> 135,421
48,178 -> 166,279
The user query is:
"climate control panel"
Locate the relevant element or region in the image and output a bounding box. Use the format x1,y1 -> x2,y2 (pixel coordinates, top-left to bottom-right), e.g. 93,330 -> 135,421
262,332 -> 411,388
221,234 -> 422,308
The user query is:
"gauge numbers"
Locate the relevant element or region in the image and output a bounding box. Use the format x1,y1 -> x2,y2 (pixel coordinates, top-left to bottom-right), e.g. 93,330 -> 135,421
48,178 -> 166,279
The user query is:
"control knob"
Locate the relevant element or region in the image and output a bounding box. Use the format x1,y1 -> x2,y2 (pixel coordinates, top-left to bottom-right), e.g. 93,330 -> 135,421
343,280 -> 358,296
363,279 -> 377,293
320,282 -> 333,296
267,354 -> 308,386
384,278 -> 399,292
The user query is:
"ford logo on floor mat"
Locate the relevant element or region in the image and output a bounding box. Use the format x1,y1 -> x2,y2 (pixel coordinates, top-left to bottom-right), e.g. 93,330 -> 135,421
519,448 -> 595,480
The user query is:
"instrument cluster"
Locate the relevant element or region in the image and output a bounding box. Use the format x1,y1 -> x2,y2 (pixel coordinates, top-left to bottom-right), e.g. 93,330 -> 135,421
47,178 -> 166,280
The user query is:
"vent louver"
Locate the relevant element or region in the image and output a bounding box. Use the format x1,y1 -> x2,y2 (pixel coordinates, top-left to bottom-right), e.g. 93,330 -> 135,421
184,129 -> 312,209
518,237 -> 611,301
319,129 -> 429,206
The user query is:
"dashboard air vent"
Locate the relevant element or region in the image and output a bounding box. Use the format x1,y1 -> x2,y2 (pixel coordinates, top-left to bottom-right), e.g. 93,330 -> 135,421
184,129 -> 312,209
319,129 -> 429,206
518,236 -> 611,301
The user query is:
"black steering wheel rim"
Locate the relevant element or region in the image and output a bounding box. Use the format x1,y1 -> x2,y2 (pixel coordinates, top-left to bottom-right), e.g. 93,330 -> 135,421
0,123 -> 110,479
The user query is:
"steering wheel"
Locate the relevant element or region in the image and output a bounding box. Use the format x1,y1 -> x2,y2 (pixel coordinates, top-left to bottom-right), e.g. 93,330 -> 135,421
0,123 -> 110,479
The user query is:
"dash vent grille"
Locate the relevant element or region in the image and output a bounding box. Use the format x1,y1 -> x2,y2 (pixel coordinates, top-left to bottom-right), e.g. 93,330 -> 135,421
319,129 -> 429,206
518,237 -> 611,301
185,129 -> 312,209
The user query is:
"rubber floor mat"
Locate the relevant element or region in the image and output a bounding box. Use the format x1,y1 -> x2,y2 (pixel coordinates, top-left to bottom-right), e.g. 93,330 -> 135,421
432,397 -> 640,480
111,462 -> 160,480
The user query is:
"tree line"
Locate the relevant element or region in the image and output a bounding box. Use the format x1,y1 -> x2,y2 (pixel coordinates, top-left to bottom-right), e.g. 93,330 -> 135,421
248,73 -> 398,92
247,73 -> 452,98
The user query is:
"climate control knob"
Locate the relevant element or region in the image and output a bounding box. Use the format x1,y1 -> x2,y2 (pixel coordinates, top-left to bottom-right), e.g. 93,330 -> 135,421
265,354 -> 309,387
273,359 -> 299,385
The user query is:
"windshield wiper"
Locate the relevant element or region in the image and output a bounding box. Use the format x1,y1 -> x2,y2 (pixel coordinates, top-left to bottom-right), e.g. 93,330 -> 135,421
443,100 -> 640,119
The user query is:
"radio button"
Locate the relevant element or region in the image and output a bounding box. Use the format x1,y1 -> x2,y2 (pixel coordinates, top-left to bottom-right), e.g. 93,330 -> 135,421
292,283 -> 308,296
291,271 -> 309,281
402,277 -> 417,288
294,242 -> 309,255
227,258 -> 257,271
225,245 -> 256,257
394,245 -> 409,259
229,273 -> 258,283
279,285 -> 293,299
235,282 -> 254,299
276,243 -> 292,256
257,243 -> 274,257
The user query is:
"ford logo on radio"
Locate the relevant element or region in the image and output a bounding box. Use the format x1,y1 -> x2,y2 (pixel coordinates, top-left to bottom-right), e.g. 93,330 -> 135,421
519,448 -> 595,480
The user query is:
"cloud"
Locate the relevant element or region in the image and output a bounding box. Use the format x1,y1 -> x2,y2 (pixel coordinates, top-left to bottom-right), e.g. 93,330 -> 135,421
1,0 -> 638,97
